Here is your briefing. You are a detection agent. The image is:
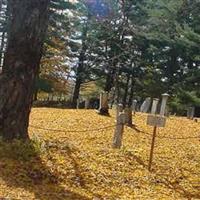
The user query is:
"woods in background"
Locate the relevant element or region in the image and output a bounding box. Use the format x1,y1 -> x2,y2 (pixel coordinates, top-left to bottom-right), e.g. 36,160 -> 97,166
0,0 -> 199,140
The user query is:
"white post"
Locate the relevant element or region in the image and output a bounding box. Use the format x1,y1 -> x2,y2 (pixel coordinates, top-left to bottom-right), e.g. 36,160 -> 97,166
113,112 -> 125,148
160,93 -> 169,116
151,98 -> 159,115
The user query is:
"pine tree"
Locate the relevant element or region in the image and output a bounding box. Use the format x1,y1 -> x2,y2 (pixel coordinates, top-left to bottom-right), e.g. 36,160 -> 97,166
0,0 -> 51,140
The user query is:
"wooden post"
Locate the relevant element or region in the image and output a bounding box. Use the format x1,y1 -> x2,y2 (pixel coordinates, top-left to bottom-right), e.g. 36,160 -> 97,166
113,112 -> 125,148
148,126 -> 157,171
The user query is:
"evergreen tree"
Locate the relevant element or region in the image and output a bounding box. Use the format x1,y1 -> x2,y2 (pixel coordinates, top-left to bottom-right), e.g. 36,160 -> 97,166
0,0 -> 51,140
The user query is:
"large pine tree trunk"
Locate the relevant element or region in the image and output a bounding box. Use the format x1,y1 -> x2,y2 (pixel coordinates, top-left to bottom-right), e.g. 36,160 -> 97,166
0,31 -> 6,67
0,0 -> 50,140
71,20 -> 88,108
72,77 -> 82,108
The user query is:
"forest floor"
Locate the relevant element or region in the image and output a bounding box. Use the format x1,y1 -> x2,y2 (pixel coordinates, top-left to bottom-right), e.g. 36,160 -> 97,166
0,108 -> 200,200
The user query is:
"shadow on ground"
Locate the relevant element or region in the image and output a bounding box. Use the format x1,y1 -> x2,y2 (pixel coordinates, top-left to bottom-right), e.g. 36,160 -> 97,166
0,140 -> 90,200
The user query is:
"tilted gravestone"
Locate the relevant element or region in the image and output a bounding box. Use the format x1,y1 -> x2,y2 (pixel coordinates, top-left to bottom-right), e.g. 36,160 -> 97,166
140,97 -> 151,113
187,107 -> 195,119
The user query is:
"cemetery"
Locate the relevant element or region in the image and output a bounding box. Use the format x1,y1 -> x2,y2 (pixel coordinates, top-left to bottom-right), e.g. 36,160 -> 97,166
0,0 -> 200,199
0,94 -> 200,199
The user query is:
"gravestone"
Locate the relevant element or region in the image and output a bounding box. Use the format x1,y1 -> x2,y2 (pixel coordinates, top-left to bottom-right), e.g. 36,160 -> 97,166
151,98 -> 159,114
165,105 -> 170,117
187,107 -> 194,119
160,93 -> 169,116
85,98 -> 90,109
132,100 -> 137,113
140,97 -> 151,113
77,98 -> 80,109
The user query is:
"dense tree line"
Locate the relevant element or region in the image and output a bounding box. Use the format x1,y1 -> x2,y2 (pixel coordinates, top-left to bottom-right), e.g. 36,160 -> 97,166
0,0 -> 199,140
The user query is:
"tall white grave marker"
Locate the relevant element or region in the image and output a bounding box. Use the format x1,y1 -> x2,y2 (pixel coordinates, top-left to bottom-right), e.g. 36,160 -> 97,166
160,93 -> 169,116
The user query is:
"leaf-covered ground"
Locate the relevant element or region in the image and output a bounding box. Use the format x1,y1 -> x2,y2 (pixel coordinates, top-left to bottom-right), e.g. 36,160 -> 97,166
0,108 -> 200,199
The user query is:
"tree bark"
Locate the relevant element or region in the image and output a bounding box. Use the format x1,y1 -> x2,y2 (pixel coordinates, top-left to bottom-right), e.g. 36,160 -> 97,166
72,19 -> 88,108
128,74 -> 135,107
72,77 -> 82,108
122,74 -> 130,108
0,0 -> 50,140
104,68 -> 115,92
0,31 -> 5,67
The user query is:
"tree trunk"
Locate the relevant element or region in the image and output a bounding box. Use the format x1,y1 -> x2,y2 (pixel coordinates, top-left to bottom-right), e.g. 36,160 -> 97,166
128,74 -> 135,107
122,74 -> 130,108
104,68 -> 115,92
33,87 -> 38,102
0,31 -> 5,66
0,0 -> 50,140
72,77 -> 82,108
71,19 -> 88,108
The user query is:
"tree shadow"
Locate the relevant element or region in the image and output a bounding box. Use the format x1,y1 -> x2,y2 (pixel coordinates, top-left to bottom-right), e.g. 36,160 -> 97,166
59,141 -> 103,199
132,155 -> 147,168
0,140 -> 90,200
123,149 -> 147,168
154,167 -> 200,199
127,124 -> 144,133
161,177 -> 200,199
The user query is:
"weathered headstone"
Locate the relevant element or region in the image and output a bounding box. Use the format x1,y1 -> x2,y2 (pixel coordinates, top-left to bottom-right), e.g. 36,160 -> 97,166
165,105 -> 170,117
140,97 -> 151,113
160,93 -> 169,116
77,98 -> 80,109
132,100 -> 137,114
85,98 -> 90,109
151,98 -> 159,114
187,107 -> 195,119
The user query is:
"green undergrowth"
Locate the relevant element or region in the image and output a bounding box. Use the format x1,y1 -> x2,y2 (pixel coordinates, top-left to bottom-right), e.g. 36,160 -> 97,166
0,134 -> 46,161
